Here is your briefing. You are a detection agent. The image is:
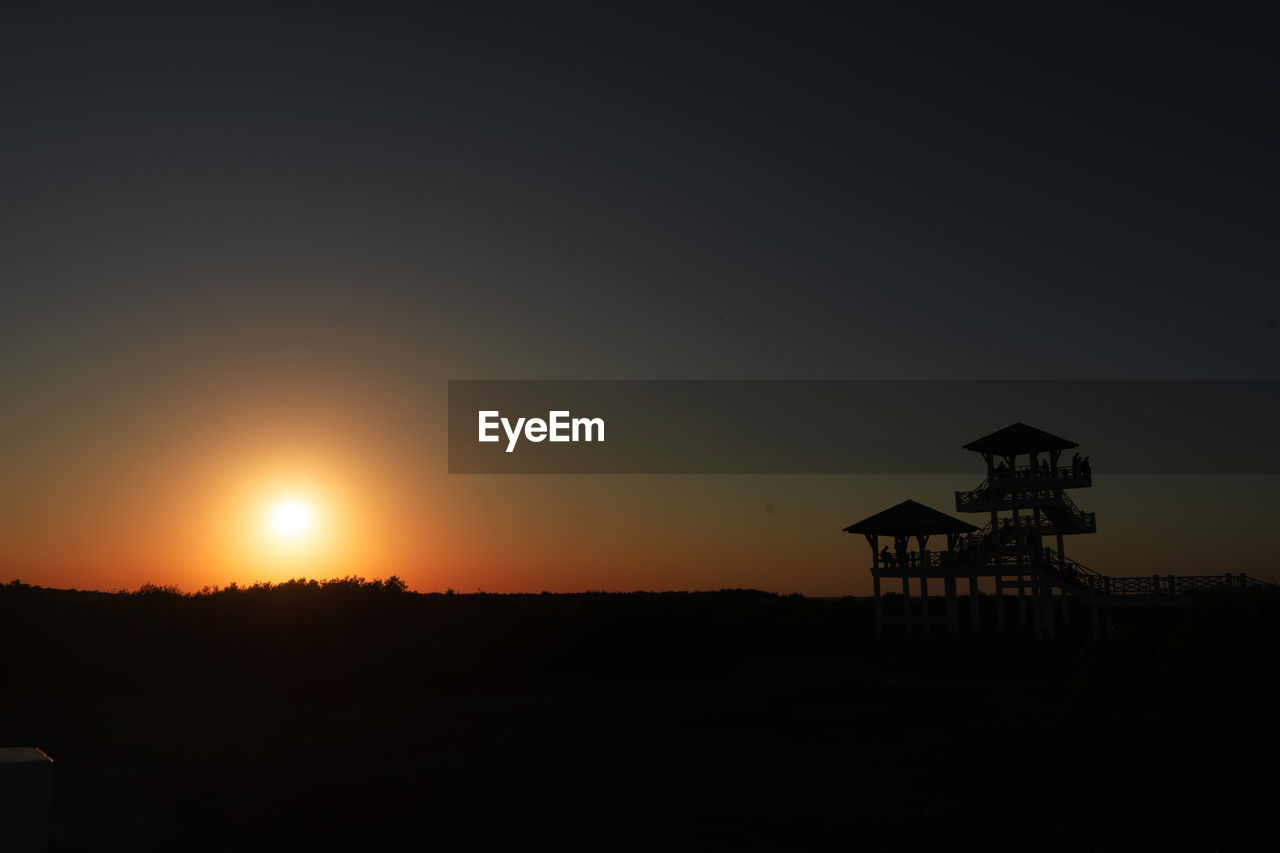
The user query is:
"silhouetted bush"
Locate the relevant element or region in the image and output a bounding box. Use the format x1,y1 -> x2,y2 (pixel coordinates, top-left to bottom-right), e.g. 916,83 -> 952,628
0,580 -> 870,701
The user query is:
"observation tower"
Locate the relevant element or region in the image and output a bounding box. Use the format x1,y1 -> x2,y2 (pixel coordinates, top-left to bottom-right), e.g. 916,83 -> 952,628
844,422 -> 1262,638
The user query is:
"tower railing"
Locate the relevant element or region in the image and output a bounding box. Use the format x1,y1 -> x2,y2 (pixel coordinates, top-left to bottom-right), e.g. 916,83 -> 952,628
955,485 -> 1097,532
1056,490 -> 1096,531
1038,550 -> 1268,597
873,542 -> 1272,598
986,462 -> 1091,487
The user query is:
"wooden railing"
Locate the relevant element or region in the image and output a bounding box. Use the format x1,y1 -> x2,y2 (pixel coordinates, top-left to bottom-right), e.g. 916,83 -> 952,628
1040,551 -> 1266,597
983,461 -> 1095,481
955,485 -> 1096,532
987,462 -> 1092,486
875,551 -> 949,569
1056,490 -> 1096,531
875,544 -> 1270,599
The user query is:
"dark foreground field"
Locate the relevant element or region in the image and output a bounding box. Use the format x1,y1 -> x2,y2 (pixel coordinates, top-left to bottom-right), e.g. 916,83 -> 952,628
2,580 -> 1276,851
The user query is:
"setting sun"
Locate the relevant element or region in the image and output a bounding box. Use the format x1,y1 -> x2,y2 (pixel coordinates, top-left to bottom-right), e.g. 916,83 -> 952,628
268,499 -> 315,541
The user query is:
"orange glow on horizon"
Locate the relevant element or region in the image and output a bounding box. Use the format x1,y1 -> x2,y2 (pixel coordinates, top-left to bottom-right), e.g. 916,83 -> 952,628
154,417 -> 416,590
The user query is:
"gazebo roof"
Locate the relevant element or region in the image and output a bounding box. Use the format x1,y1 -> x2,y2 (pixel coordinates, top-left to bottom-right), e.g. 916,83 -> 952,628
962,422 -> 1078,455
843,499 -> 978,537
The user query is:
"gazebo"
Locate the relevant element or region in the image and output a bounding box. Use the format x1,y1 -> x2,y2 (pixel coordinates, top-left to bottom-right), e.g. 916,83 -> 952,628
843,500 -> 978,634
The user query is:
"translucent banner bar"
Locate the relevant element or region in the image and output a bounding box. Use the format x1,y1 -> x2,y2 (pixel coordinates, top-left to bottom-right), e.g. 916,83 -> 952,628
447,380 -> 1280,474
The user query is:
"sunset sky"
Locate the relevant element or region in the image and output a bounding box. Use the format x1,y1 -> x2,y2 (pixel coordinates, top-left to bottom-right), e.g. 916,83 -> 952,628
2,5 -> 1277,595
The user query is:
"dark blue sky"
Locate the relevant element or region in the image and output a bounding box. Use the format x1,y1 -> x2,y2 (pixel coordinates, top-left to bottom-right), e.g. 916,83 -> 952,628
4,4 -> 1276,384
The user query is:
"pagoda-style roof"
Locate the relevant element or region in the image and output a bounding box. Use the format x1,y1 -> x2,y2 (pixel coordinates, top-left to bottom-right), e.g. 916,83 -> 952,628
843,500 -> 978,536
962,422 -> 1078,455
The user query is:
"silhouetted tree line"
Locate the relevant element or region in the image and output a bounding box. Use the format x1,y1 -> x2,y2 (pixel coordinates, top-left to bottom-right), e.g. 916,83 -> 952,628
0,578 -> 872,700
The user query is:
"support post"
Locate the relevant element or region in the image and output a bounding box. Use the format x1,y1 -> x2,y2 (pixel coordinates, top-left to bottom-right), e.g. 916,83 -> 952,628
1018,575 -> 1028,628
969,576 -> 980,632
996,575 -> 1006,632
920,576 -> 929,635
945,577 -> 958,633
1031,572 -> 1042,638
1042,575 -> 1056,639
873,575 -> 883,636
901,577 -> 910,633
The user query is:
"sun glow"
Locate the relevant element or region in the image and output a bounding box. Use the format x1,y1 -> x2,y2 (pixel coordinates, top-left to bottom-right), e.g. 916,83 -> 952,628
183,433 -> 405,587
268,499 -> 316,541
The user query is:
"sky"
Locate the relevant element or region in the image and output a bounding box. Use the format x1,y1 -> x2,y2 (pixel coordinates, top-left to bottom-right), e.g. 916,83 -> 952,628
1,4 -> 1277,594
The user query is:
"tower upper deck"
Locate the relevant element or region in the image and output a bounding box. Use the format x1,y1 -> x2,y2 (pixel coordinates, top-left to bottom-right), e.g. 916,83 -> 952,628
963,422 -> 1077,457
955,422 -> 1096,532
